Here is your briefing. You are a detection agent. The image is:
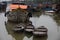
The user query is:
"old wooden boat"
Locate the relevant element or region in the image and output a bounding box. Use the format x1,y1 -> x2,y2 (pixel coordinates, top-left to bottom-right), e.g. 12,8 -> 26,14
6,8 -> 29,22
5,2 -> 29,22
25,25 -> 34,33
33,26 -> 48,36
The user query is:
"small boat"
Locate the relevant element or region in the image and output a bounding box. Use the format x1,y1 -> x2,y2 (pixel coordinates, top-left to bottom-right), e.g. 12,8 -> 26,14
33,26 -> 48,36
25,25 -> 34,33
45,10 -> 55,13
0,2 -> 7,12
13,24 -> 24,32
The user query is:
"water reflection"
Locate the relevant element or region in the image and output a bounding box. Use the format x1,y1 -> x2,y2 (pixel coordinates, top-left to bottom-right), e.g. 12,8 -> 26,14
5,21 -> 25,40
33,36 -> 47,40
24,32 -> 33,38
6,14 -> 59,40
0,12 -> 59,40
0,13 -> 15,40
23,36 -> 33,40
30,14 -> 58,40
6,14 -> 58,40
53,13 -> 60,26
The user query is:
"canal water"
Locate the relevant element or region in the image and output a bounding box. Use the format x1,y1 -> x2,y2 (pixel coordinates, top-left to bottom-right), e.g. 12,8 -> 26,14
0,5 -> 60,40
0,12 -> 60,40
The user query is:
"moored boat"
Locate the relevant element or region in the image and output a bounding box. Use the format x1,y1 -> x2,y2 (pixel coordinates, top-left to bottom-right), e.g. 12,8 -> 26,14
33,26 -> 48,36
25,25 -> 34,33
0,2 -> 7,12
45,10 -> 55,13
6,8 -> 29,22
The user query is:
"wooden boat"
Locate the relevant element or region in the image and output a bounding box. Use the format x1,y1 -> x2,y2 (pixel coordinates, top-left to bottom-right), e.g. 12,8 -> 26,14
6,8 -> 29,22
13,24 -> 24,32
25,25 -> 34,33
33,26 -> 48,36
45,10 -> 55,13
0,2 -> 7,12
5,2 -> 29,22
